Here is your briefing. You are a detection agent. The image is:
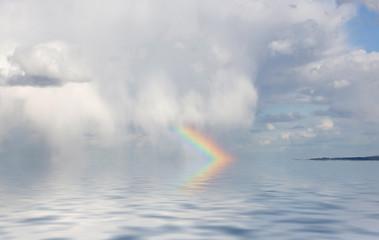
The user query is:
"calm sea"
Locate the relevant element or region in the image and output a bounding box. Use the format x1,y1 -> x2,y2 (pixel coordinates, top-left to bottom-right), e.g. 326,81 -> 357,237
1,154 -> 379,239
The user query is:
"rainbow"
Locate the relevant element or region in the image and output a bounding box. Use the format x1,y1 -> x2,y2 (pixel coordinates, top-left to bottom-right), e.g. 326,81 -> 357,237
171,126 -> 232,190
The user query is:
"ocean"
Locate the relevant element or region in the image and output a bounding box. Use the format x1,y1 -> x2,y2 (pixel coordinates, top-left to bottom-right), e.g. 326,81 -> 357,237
1,155 -> 379,240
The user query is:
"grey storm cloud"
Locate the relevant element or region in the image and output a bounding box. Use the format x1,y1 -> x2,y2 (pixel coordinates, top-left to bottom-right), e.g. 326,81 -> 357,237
7,75 -> 61,87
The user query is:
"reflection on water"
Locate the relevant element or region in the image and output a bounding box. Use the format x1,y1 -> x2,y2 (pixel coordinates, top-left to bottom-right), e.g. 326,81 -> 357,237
170,126 -> 233,191
1,156 -> 379,239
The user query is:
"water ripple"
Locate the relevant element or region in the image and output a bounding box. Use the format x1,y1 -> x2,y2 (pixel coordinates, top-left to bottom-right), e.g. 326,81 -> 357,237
1,159 -> 379,239
18,215 -> 60,224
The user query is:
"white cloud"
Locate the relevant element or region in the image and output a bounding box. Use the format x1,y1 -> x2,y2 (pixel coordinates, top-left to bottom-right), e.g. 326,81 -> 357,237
211,44 -> 232,66
259,138 -> 272,146
338,0 -> 379,12
298,50 -> 379,122
1,41 -> 90,85
281,132 -> 292,140
12,41 -> 88,82
266,123 -> 275,131
207,69 -> 257,127
333,79 -> 351,88
303,50 -> 379,78
317,119 -> 335,131
269,39 -> 294,55
300,128 -> 316,138
0,83 -> 115,153
133,72 -> 180,131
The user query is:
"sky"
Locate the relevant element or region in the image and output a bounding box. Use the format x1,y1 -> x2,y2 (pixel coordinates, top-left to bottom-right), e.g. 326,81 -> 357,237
0,0 -> 378,162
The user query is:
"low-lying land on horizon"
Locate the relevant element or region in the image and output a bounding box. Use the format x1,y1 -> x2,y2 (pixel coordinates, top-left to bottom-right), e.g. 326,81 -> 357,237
305,155 -> 379,161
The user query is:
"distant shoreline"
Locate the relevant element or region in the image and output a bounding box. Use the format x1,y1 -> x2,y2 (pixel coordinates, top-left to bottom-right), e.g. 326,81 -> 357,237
302,155 -> 379,161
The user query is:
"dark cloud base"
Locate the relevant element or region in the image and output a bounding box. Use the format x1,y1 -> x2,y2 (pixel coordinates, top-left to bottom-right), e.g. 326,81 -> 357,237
8,75 -> 61,87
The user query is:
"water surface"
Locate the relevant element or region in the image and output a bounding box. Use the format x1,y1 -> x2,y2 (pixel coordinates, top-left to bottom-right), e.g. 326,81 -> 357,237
1,156 -> 379,239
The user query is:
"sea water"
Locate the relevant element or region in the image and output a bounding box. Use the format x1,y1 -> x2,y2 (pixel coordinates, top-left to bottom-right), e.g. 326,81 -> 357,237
1,154 -> 379,239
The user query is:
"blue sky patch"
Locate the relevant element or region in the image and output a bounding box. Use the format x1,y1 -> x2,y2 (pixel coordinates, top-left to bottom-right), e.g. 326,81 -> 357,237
347,3 -> 379,52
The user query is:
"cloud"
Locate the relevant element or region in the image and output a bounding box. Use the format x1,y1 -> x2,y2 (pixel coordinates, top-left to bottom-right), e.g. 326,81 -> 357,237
0,83 -> 115,155
0,0 -> 266,154
302,50 -> 379,78
262,112 -> 303,123
298,50 -> 379,121
338,0 -> 379,12
282,128 -> 316,140
259,135 -> 273,146
317,119 -> 335,131
3,41 -> 89,86
281,132 -> 292,140
266,123 -> 276,131
268,39 -> 294,56
300,128 -> 316,138
333,79 -> 351,88
314,106 -> 352,118
0,0 -> 376,158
